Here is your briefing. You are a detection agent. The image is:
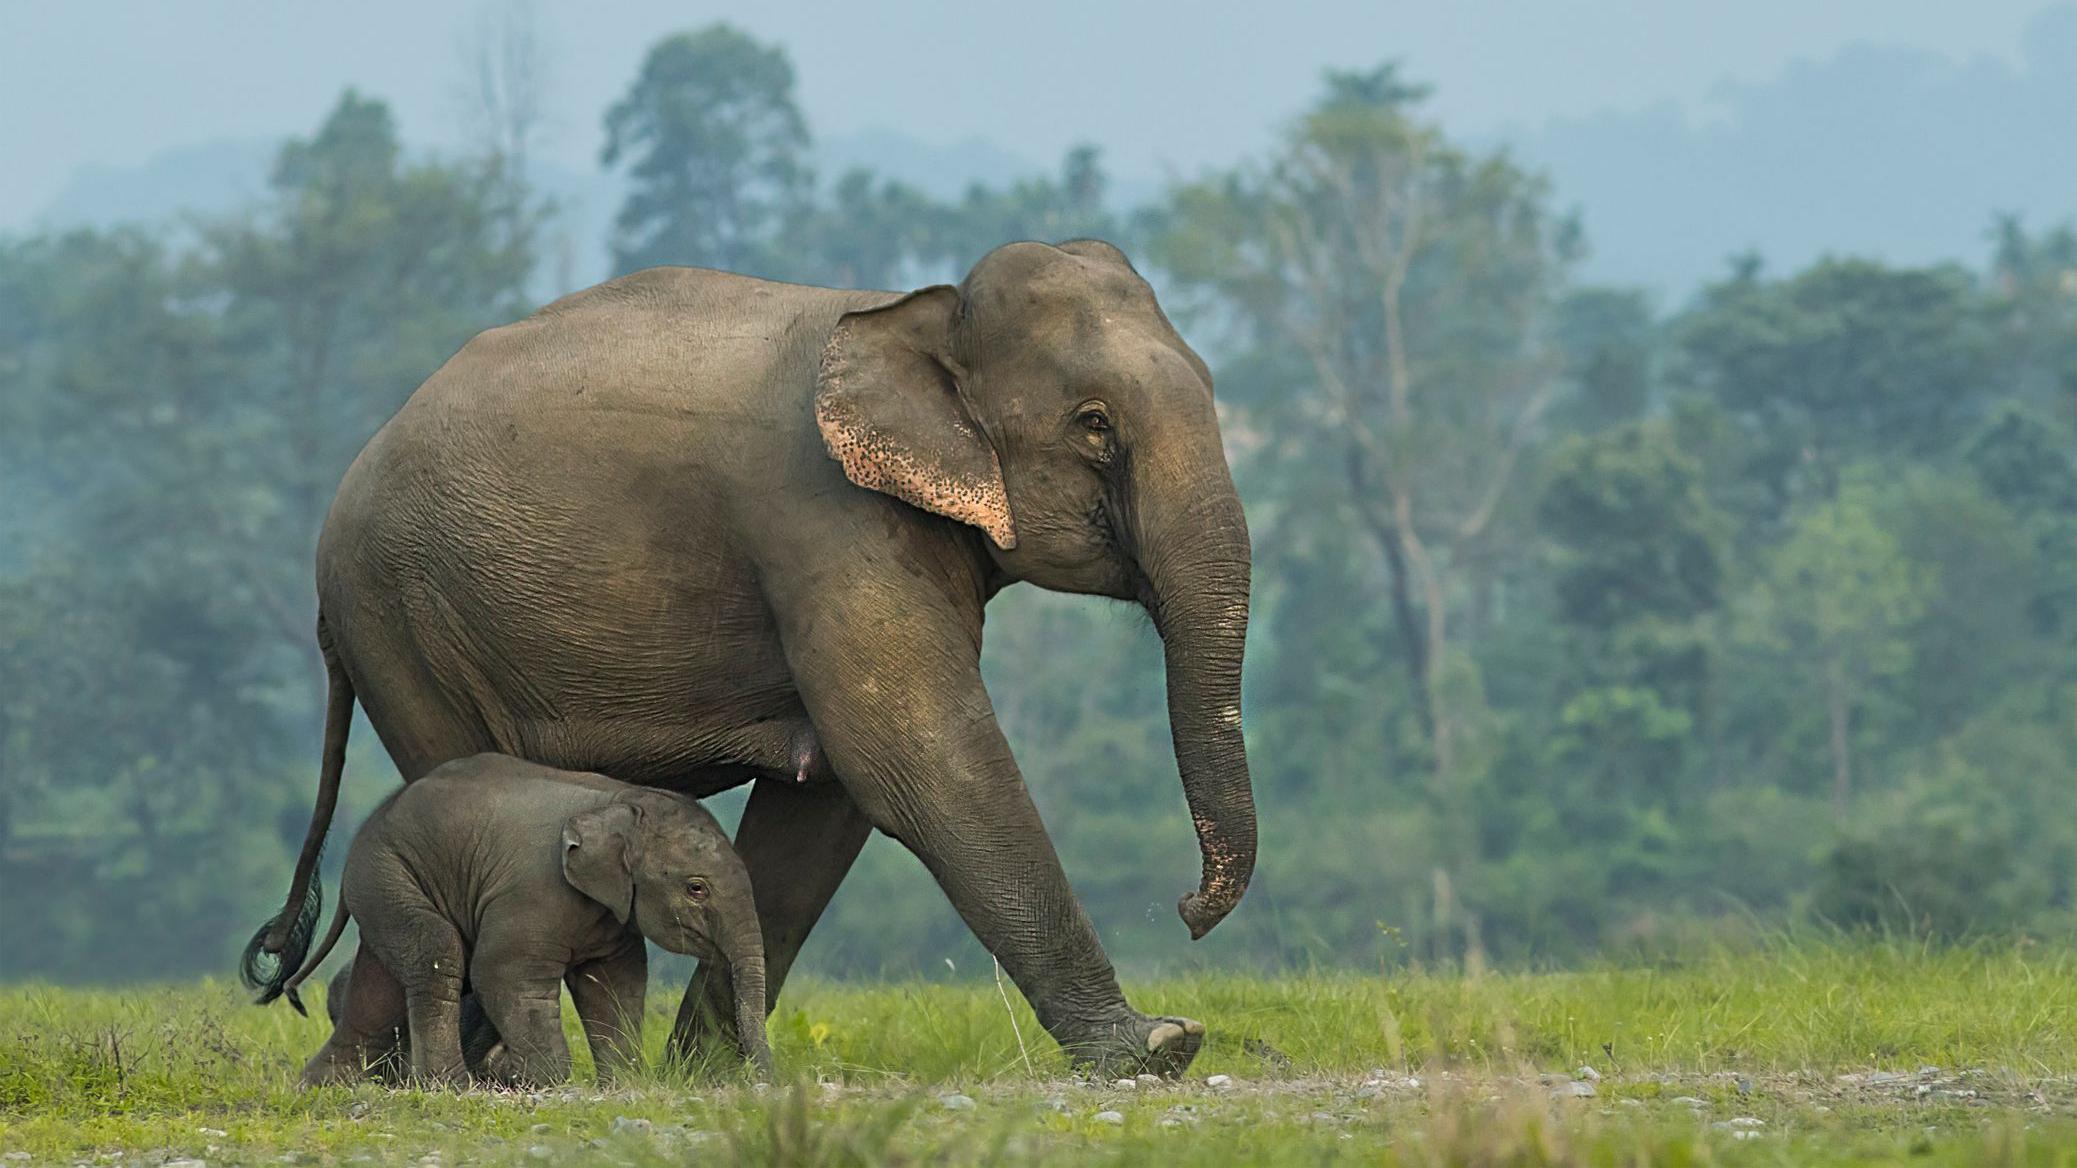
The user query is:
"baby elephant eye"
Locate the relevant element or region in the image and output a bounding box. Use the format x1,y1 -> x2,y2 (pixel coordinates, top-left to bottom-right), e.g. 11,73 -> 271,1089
685,878 -> 709,901
1077,406 -> 1111,433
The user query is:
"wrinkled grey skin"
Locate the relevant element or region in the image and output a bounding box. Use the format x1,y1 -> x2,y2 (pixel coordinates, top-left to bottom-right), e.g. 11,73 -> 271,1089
292,755 -> 770,1086
259,239 -> 1253,1076
320,967 -> 505,1086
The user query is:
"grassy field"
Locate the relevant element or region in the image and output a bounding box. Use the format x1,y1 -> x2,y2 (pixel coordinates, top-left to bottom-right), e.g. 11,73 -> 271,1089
2,941 -> 2074,1165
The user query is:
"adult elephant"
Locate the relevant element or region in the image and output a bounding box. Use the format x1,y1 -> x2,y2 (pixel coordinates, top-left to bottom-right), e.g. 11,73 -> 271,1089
246,239 -> 1254,1075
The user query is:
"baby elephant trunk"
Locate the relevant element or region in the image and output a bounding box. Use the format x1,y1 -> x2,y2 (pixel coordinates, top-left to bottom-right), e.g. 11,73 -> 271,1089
729,951 -> 772,1082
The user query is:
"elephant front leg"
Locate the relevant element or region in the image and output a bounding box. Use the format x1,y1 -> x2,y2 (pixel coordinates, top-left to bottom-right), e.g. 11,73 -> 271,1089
785,625 -> 1204,1077
470,926 -> 574,1087
569,940 -> 647,1083
667,777 -> 873,1066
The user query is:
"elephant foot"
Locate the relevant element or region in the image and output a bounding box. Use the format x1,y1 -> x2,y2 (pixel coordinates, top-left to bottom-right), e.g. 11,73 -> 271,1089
1067,1013 -> 1206,1079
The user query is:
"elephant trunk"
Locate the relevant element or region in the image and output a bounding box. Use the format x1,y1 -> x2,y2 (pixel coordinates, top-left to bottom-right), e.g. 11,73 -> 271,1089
1133,443 -> 1256,940
729,950 -> 772,1082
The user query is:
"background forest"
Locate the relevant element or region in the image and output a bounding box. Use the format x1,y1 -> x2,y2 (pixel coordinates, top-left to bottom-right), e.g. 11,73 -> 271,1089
3,23 -> 2073,984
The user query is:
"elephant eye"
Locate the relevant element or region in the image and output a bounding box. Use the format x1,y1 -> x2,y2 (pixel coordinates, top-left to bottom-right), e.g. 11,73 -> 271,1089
1077,405 -> 1112,433
685,878 -> 709,902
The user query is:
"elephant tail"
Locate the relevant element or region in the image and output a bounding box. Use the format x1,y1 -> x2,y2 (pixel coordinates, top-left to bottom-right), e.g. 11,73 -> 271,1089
242,619 -> 354,1011
277,894 -> 353,1018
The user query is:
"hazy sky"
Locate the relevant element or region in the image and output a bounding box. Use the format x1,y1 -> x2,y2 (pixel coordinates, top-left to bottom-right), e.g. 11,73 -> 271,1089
1,0 -> 2062,228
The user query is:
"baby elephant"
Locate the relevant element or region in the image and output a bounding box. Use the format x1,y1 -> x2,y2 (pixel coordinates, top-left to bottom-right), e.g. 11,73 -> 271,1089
283,753 -> 770,1086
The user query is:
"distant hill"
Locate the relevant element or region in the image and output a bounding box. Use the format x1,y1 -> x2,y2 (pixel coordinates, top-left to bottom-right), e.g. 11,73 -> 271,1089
1508,4 -> 2077,298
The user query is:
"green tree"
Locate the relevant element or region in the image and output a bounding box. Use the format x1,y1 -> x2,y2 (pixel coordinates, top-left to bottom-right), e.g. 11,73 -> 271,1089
1737,481 -> 1933,821
1675,258 -> 1991,511
601,25 -> 811,275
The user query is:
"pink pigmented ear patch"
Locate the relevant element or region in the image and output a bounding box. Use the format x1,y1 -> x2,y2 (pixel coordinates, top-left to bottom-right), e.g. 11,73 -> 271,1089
817,394 -> 1016,550
813,307 -> 1018,551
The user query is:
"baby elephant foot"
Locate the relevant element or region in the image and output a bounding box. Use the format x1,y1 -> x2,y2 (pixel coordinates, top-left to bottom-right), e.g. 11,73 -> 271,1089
1071,1013 -> 1207,1079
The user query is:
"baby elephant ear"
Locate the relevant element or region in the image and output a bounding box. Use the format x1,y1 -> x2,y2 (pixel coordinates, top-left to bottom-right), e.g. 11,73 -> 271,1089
560,802 -> 639,924
814,286 -> 1017,550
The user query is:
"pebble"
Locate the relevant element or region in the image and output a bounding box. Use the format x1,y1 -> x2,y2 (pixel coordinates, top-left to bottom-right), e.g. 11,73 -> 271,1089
528,1124 -> 551,1135
1114,1078 -> 1139,1090
195,1129 -> 227,1138
164,1161 -> 207,1168
1670,1096 -> 1708,1108
1553,1080 -> 1596,1098
608,1117 -> 652,1135
1205,1074 -> 1233,1089
1093,1110 -> 1124,1125
1576,1065 -> 1601,1082
1136,1073 -> 1160,1087
939,1093 -> 975,1111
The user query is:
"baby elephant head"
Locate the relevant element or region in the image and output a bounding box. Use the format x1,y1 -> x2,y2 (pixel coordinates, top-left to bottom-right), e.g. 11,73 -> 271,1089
560,790 -> 770,1080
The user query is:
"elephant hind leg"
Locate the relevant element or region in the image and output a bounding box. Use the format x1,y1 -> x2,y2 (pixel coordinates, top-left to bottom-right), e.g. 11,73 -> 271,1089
300,947 -> 406,1087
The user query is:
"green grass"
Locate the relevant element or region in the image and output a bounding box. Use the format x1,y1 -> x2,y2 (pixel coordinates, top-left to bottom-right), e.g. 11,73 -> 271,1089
2,940 -> 2074,1165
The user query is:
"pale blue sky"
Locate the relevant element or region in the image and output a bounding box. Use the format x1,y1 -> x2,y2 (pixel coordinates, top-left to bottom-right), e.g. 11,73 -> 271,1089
1,0 -> 2059,224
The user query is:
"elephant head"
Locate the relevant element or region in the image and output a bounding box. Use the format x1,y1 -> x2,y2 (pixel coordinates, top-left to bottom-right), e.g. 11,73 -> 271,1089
562,791 -> 772,1079
815,239 -> 1255,938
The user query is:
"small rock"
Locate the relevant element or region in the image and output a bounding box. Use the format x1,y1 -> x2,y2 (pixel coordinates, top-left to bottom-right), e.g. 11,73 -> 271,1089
1093,1110 -> 1124,1125
1917,1065 -> 1941,1078
1619,1098 -> 1645,1108
1576,1065 -> 1601,1082
1721,1117 -> 1765,1129
1136,1073 -> 1160,1087
609,1117 -> 652,1135
1735,1077 -> 1753,1095
1553,1080 -> 1596,1098
529,1124 -> 551,1135
1915,1083 -> 1932,1097
1205,1074 -> 1233,1089
1729,1130 -> 1761,1141
1670,1096 -> 1707,1108
526,1147 -> 552,1161
1159,1117 -> 1181,1128
2,1155 -> 29,1164
939,1093 -> 975,1111
164,1161 -> 207,1168
1043,1096 -> 1069,1112
1113,1078 -> 1138,1090
347,1102 -> 372,1121
195,1129 -> 228,1139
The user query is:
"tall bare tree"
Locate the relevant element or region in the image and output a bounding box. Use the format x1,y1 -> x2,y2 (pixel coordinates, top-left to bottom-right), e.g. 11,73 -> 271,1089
1157,66 -> 1575,783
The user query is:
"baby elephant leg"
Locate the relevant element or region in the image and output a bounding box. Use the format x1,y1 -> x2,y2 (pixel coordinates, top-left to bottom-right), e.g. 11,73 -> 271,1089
301,947 -> 406,1087
470,924 -> 573,1087
363,906 -> 471,1086
567,939 -> 648,1082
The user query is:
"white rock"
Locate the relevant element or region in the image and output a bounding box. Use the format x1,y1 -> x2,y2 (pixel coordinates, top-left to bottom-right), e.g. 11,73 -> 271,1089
609,1117 -> 652,1135
164,1162 -> 207,1168
195,1129 -> 227,1139
1205,1074 -> 1233,1088
526,1147 -> 552,1161
1576,1065 -> 1601,1082
1553,1080 -> 1596,1098
1113,1078 -> 1138,1090
1136,1073 -> 1160,1087
939,1093 -> 975,1111
1670,1096 -> 1707,1108
1093,1110 -> 1124,1125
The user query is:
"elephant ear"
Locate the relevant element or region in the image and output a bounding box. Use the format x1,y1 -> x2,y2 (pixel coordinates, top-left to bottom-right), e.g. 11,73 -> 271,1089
560,801 -> 640,925
814,286 -> 1017,550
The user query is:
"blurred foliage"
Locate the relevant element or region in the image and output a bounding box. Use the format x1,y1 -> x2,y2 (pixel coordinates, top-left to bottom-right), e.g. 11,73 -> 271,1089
3,30 -> 2075,982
